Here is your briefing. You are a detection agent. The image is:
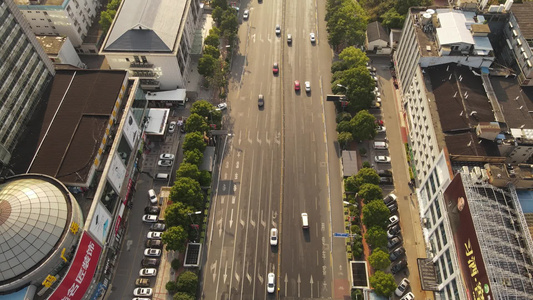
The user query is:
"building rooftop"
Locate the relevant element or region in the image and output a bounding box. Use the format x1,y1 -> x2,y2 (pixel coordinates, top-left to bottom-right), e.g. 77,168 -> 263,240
511,2 -> 533,40
35,36 -> 66,56
26,70 -> 128,185
103,0 -> 186,52
15,0 -> 65,7
366,21 -> 388,43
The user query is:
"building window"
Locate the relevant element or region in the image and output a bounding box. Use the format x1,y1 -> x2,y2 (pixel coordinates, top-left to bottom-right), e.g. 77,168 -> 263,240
434,230 -> 442,250
445,249 -> 453,277
451,279 -> 459,299
435,199 -> 442,219
141,56 -> 147,63
134,56 -> 140,63
440,256 -> 448,278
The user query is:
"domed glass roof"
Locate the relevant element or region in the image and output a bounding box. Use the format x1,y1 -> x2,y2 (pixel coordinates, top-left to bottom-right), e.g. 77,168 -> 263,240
0,178 -> 68,282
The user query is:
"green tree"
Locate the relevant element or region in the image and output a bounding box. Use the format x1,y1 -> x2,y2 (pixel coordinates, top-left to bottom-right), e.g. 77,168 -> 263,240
350,110 -> 376,141
208,58 -> 228,92
199,170 -> 212,187
171,258 -> 181,270
220,9 -> 239,37
365,226 -> 388,249
355,167 -> 380,186
332,68 -> 375,111
198,54 -> 217,78
165,202 -> 194,229
204,45 -> 220,59
99,10 -> 115,32
171,177 -> 204,210
185,113 -> 210,133
345,175 -> 358,193
369,271 -> 396,297
212,7 -> 224,26
326,0 -> 368,50
337,132 -> 353,149
107,0 -> 121,10
210,0 -> 228,10
358,183 -> 382,203
166,280 -> 179,294
368,249 -> 391,270
177,271 -> 199,295
184,149 -> 204,166
395,0 -> 432,15
183,132 -> 206,153
363,200 -> 390,229
174,293 -> 195,300
191,100 -> 222,125
204,34 -> 220,48
336,120 -> 353,133
336,111 -> 352,123
382,8 -> 406,29
210,27 -> 221,36
337,47 -> 369,71
162,226 -> 188,252
177,163 -> 200,181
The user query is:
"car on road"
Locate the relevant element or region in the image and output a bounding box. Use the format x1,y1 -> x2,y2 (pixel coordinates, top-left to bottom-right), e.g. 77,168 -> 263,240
150,223 -> 166,231
304,81 -> 311,92
258,94 -> 264,107
287,34 -> 292,44
387,224 -> 401,238
395,278 -> 410,297
216,103 -> 227,111
272,63 -> 279,74
141,258 -> 160,267
135,278 -> 150,287
310,32 -> 316,43
270,228 -> 278,246
168,121 -> 176,133
144,248 -> 162,257
158,159 -> 173,167
389,247 -> 405,262
133,288 -> 153,297
275,24 -> 281,35
391,260 -> 408,274
389,215 -> 399,227
378,169 -> 392,177
384,193 -> 397,205
267,272 -> 275,293
145,239 -> 162,248
387,201 -> 398,213
147,231 -> 162,239
159,153 -> 175,160
243,9 -> 249,19
401,292 -> 415,300
144,206 -> 160,215
142,215 -> 158,223
388,236 -> 403,249
380,177 -> 394,184
374,156 -> 391,163
139,268 -> 157,277
294,80 -> 300,91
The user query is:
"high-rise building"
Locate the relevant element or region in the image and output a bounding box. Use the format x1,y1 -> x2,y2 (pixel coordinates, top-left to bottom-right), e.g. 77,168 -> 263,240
0,0 -> 54,166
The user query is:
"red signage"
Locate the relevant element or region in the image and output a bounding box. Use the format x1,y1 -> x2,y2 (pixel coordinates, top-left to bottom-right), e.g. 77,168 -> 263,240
48,232 -> 102,300
443,174 -> 493,300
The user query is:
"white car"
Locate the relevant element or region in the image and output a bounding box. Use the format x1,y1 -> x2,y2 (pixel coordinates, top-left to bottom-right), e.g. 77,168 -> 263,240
144,248 -> 162,257
377,125 -> 386,133
216,103 -> 227,111
159,153 -> 175,160
133,288 -> 153,297
310,33 -> 316,43
147,231 -> 162,239
243,9 -> 249,20
376,96 -> 382,103
168,121 -> 176,133
158,159 -> 173,167
275,24 -> 281,35
270,228 -> 278,246
304,81 -> 311,92
142,215 -> 158,223
389,215 -> 400,228
374,155 -> 391,163
267,272 -> 275,293
139,268 -> 157,277
401,292 -> 415,300
395,278 -> 410,296
132,298 -> 151,300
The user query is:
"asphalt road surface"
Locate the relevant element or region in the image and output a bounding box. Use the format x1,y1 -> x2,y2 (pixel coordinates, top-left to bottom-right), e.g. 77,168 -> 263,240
202,0 -> 351,298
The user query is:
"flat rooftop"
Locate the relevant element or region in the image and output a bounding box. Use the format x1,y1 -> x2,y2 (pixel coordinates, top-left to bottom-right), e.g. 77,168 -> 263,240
23,70 -> 127,185
511,2 -> 533,41
36,36 -> 66,56
16,0 -> 65,7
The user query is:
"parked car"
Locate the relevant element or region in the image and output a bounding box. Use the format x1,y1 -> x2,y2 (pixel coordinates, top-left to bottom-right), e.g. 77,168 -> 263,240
272,63 -> 279,74
388,236 -> 403,249
159,153 -> 175,160
388,215 -> 399,227
378,169 -> 393,177
391,260 -> 408,274
374,155 -> 391,163
243,9 -> 249,19
401,292 -> 415,300
133,288 -> 153,297
395,278 -> 410,297
142,215 -> 158,223
139,268 -> 157,277
216,103 -> 227,111
144,206 -> 160,215
144,248 -> 162,257
258,94 -> 264,107
158,159 -> 173,167
145,239 -> 162,248
389,247 -> 405,262
380,177 -> 394,184
135,278 -> 150,287
147,231 -> 162,239
141,258 -> 160,267
150,223 -> 166,231
387,224 -> 401,238
168,121 -> 176,133
387,202 -> 398,214
384,193 -> 397,205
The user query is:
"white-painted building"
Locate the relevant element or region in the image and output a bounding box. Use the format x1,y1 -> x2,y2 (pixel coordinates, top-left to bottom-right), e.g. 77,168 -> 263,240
36,35 -> 85,68
16,0 -> 100,50
100,0 -> 203,90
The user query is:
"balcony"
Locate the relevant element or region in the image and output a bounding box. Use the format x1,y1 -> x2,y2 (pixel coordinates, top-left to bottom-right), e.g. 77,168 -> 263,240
131,70 -> 156,79
140,79 -> 160,89
130,62 -> 154,69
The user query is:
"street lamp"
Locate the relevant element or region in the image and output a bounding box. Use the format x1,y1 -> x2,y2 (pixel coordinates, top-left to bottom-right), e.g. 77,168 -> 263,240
188,211 -> 202,241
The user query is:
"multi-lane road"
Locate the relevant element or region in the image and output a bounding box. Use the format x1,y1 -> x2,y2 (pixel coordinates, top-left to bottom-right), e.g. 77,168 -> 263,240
202,0 -> 350,298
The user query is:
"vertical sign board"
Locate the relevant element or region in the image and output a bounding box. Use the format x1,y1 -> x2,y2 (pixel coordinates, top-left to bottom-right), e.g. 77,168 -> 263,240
443,174 -> 493,300
48,232 -> 102,300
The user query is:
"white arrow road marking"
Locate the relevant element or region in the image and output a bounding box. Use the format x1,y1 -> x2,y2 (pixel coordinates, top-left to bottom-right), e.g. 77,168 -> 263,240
224,172 -> 228,180
247,130 -> 252,143
217,217 -> 223,237
235,161 -> 240,169
252,33 -> 256,43
232,196 -> 236,204
221,196 -> 225,204
256,131 -> 261,144
250,209 -> 256,227
234,172 -> 238,180
265,132 -> 270,144
261,210 -> 266,227
223,260 -> 228,283
234,272 -> 240,283
310,275 -> 314,298
240,210 -> 245,226
229,209 -> 234,228
222,183 -> 227,192
246,272 -> 252,283
258,273 -> 264,284
211,260 -> 217,282
238,130 -> 242,145
233,183 -> 237,192
339,264 -> 344,276
297,273 -> 301,298
275,132 -> 281,144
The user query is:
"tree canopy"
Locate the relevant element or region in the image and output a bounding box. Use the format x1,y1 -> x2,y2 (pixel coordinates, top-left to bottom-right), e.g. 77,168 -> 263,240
170,177 -> 204,210
162,226 -> 187,252
362,200 -> 391,229
165,202 -> 194,229
204,34 -> 220,48
364,226 -> 388,249
337,132 -> 353,149
358,183 -> 382,203
204,45 -> 220,59
350,110 -> 377,141
183,132 -> 207,153
326,0 -> 368,51
368,249 -> 391,270
184,149 -> 204,166
184,113 -> 210,133
176,163 -> 200,181
198,54 -> 217,78
177,271 -> 199,295
369,271 -> 396,296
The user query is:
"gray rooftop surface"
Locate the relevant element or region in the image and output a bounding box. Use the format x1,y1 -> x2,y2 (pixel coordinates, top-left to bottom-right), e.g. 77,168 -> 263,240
511,2 -> 533,40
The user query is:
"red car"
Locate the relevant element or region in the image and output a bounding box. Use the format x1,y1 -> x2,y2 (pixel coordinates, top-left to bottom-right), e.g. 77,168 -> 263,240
294,80 -> 300,91
273,63 -> 279,74
376,119 -> 384,126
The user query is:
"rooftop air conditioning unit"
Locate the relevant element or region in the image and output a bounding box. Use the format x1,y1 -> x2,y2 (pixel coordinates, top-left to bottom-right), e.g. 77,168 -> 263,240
518,39 -> 522,46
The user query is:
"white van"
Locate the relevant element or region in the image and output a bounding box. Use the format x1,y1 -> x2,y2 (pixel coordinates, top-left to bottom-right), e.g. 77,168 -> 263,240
148,189 -> 157,204
373,141 -> 388,150
301,213 -> 309,229
155,173 -> 169,180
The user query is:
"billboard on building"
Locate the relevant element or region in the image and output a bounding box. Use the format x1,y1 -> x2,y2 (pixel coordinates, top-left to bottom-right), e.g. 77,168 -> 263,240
88,202 -> 112,245
48,232 -> 102,300
443,173 -> 493,300
122,111 -> 140,148
107,153 -> 127,193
